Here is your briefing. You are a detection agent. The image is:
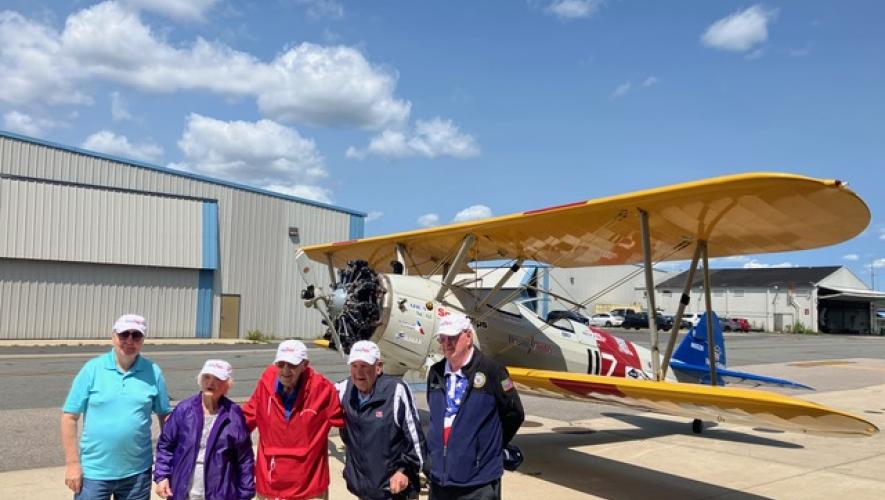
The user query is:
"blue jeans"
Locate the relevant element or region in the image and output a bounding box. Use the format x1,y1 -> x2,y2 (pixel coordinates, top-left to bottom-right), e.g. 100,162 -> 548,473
75,469 -> 152,500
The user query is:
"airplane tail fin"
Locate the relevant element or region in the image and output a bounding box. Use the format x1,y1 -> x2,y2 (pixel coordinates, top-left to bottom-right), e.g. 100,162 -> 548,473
670,312 -> 812,390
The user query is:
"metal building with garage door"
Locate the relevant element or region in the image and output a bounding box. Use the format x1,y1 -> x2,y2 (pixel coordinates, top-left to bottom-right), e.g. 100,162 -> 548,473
0,131 -> 364,340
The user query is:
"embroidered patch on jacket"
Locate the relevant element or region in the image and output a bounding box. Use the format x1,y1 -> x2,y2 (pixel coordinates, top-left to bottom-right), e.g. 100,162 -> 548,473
501,377 -> 515,392
375,410 -> 384,418
473,372 -> 487,388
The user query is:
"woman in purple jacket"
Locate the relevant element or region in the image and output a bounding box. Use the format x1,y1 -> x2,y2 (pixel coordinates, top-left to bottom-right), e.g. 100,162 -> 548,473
154,359 -> 255,500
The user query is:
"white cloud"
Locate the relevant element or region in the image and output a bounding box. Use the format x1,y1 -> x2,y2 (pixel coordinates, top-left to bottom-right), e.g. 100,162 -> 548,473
873,258 -> 885,269
0,11 -> 88,105
110,91 -> 132,121
294,0 -> 344,19
417,213 -> 439,227
0,3 -> 411,129
843,254 -> 860,261
175,113 -> 328,195
610,81 -> 631,100
545,0 -> 603,20
453,205 -> 492,223
123,0 -> 219,22
642,76 -> 659,87
742,259 -> 794,269
3,110 -> 63,136
701,5 -> 777,53
879,228 -> 885,240
347,118 -> 480,160
82,130 -> 164,162
366,211 -> 383,223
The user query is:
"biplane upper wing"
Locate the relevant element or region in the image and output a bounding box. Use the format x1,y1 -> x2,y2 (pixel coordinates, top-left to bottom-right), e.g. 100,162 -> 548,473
300,173 -> 870,274
507,367 -> 879,437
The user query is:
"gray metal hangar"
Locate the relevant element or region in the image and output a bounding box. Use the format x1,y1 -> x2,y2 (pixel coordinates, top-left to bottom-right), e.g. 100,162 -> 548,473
0,131 -> 364,340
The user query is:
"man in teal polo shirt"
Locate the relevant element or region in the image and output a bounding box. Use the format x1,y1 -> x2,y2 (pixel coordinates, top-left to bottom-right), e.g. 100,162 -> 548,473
61,314 -> 171,500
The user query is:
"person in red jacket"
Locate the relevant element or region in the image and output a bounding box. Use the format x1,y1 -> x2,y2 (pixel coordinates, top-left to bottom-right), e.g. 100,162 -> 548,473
242,340 -> 344,500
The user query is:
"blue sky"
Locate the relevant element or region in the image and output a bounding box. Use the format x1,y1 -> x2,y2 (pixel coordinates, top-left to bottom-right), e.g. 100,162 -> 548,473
1,1 -> 882,287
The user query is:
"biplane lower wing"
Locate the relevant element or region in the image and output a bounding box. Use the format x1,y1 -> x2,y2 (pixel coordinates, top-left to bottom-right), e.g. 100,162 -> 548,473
507,367 -> 878,437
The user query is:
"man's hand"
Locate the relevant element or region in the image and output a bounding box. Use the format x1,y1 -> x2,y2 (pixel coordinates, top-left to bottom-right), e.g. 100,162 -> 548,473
155,478 -> 173,498
64,462 -> 82,493
389,470 -> 409,495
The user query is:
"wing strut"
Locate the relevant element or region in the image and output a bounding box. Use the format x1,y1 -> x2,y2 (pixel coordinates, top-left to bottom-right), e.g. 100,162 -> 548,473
395,244 -> 410,275
639,210 -> 661,380
474,259 -> 525,313
660,241 -> 703,379
325,253 -> 337,287
435,234 -> 476,302
701,241 -> 719,386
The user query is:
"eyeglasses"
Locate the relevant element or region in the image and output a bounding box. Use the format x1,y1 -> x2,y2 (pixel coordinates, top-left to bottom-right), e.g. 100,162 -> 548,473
437,332 -> 463,344
275,361 -> 302,370
117,330 -> 144,341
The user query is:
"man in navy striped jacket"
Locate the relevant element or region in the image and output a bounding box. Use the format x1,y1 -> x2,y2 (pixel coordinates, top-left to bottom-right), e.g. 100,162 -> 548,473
425,313 -> 524,500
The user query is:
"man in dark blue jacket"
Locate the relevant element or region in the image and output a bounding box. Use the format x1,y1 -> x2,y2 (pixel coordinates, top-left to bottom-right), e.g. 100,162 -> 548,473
426,313 -> 524,500
337,341 -> 426,500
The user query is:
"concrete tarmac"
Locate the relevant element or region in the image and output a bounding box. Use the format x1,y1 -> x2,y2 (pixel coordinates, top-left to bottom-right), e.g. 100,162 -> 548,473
2,340 -> 884,499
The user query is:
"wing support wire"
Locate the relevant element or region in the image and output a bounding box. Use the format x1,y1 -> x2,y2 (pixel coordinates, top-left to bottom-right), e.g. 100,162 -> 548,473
639,209 -> 661,380
435,234 -> 477,302
660,241 -> 703,379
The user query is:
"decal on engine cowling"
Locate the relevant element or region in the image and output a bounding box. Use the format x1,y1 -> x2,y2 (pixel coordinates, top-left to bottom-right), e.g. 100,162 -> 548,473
397,319 -> 426,335
395,331 -> 423,345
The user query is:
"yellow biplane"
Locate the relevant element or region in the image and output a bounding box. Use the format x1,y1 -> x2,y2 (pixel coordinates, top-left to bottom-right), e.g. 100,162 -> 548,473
297,172 -> 877,437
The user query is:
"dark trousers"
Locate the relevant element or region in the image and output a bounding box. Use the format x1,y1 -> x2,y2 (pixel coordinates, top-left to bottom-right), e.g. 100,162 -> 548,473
429,479 -> 501,500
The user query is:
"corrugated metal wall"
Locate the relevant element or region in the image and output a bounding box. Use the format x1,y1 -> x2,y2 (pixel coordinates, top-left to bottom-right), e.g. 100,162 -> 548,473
0,134 -> 356,339
0,177 -> 203,268
0,259 -> 198,339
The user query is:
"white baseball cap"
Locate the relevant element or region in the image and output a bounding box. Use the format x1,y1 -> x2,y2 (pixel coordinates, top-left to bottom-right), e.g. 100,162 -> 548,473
113,314 -> 147,335
348,340 -> 381,365
275,340 -> 308,365
435,313 -> 473,337
199,359 -> 232,381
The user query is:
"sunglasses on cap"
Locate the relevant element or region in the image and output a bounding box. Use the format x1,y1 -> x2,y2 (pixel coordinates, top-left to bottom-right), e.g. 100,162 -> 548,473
117,330 -> 144,341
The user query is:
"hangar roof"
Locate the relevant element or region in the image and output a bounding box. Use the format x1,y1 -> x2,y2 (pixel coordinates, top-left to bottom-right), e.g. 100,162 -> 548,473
0,130 -> 365,217
656,266 -> 843,289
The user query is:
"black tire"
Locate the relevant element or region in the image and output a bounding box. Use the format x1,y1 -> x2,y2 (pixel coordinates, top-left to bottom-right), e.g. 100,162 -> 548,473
605,321 -> 612,327
692,419 -> 703,434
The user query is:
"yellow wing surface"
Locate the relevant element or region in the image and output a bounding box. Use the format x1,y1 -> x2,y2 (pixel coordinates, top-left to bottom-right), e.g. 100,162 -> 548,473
301,173 -> 869,274
507,367 -> 879,437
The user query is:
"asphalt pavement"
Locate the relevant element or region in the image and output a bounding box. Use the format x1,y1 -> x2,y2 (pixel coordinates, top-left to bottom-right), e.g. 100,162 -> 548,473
2,332 -> 885,498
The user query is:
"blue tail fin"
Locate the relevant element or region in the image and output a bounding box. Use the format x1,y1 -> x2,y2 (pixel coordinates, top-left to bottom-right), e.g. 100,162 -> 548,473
670,312 -> 812,390
672,311 -> 726,369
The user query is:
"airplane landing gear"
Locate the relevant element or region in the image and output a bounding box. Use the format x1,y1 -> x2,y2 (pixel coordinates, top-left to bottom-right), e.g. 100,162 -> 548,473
692,418 -> 703,434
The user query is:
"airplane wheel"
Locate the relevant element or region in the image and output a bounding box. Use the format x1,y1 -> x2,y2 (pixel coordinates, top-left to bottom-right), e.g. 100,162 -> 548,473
692,419 -> 703,434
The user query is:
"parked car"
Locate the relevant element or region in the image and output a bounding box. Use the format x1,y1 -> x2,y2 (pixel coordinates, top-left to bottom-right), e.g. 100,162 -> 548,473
609,308 -> 637,319
660,314 -> 690,330
723,317 -> 750,332
589,313 -> 624,327
683,312 -> 703,326
621,312 -> 673,331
